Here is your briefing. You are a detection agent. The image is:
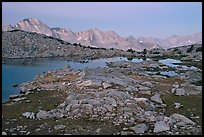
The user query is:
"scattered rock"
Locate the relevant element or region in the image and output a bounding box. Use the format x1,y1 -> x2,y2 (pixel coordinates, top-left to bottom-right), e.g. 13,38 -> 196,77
77,80 -> 93,87
19,130 -> 27,134
120,131 -> 132,135
19,85 -> 29,94
153,121 -> 170,133
102,82 -> 112,89
26,131 -> 30,135
80,99 -> 100,106
35,128 -> 41,132
107,90 -> 130,100
173,84 -> 179,88
51,109 -> 64,118
82,104 -> 93,115
150,93 -> 163,104
138,86 -> 150,91
152,75 -> 167,79
135,98 -> 154,111
96,128 -> 101,133
22,112 -> 35,119
2,132 -> 7,135
9,94 -> 19,99
142,81 -> 153,87
13,97 -> 27,102
171,113 -> 196,126
135,97 -> 148,104
125,86 -> 138,92
54,125 -> 66,130
7,119 -> 17,124
139,90 -> 151,95
103,97 -> 117,107
129,123 -> 148,134
195,86 -> 202,91
171,88 -> 176,93
174,102 -> 183,108
64,133 -> 72,135
144,111 -> 156,122
25,100 -> 31,103
175,88 -> 186,96
163,116 -> 175,126
123,127 -> 128,131
36,110 -> 51,119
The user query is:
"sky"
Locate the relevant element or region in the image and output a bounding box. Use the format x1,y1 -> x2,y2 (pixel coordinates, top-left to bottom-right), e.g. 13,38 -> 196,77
2,2 -> 202,39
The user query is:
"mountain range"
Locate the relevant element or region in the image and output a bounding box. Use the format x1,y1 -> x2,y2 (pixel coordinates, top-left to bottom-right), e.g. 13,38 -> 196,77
2,17 -> 202,51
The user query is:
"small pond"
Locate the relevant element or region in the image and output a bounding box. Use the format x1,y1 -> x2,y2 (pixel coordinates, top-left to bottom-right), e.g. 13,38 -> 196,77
159,58 -> 198,71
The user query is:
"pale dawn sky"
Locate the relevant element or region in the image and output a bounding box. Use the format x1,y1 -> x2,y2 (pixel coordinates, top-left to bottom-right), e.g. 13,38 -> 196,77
2,2 -> 202,39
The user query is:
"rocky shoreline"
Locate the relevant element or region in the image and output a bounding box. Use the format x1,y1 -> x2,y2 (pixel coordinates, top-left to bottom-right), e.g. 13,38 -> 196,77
2,58 -> 202,135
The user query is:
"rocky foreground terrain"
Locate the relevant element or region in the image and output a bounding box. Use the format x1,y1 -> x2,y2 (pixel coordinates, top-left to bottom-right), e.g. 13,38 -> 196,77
2,52 -> 202,135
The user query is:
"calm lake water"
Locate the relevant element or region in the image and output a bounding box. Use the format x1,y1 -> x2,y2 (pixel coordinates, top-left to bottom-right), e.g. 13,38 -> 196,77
2,57 -> 197,103
2,57 -> 146,103
159,58 -> 198,70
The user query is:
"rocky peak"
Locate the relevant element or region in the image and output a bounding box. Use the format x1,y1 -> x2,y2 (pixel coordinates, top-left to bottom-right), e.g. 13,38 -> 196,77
89,28 -> 101,32
22,17 -> 41,24
15,17 -> 53,36
16,17 -> 43,28
105,30 -> 119,36
52,27 -> 75,35
126,35 -> 136,40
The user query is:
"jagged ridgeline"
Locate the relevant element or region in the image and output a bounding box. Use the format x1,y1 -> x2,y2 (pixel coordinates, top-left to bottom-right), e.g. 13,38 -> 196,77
2,18 -> 202,51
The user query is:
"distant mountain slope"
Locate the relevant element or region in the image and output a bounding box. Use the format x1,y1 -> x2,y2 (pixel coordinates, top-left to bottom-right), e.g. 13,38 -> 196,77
164,32 -> 202,49
2,30 -> 127,59
125,36 -> 163,51
51,27 -> 77,43
2,17 -> 202,51
2,24 -> 16,31
76,28 -> 131,50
